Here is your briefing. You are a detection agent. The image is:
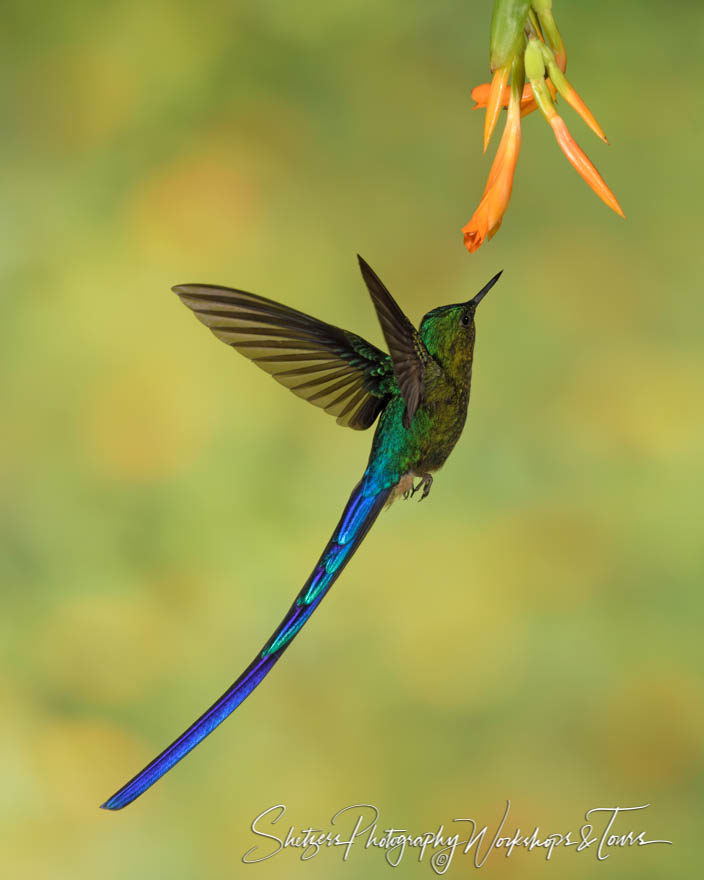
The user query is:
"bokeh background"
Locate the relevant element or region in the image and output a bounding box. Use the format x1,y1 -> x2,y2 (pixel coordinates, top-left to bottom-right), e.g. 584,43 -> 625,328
2,1 -> 702,876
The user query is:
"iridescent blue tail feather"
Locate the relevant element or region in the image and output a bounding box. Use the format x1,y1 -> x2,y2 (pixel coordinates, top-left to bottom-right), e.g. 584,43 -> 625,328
101,475 -> 390,810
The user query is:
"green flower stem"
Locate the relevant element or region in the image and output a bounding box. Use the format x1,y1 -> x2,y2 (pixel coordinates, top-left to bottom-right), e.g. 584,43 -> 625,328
490,0 -> 531,70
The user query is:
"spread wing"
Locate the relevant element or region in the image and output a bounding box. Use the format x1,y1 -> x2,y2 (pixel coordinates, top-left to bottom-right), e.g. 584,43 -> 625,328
173,284 -> 394,430
357,255 -> 436,428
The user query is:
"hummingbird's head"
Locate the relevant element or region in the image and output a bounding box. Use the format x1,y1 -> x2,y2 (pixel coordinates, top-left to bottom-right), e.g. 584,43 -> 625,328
419,271 -> 502,376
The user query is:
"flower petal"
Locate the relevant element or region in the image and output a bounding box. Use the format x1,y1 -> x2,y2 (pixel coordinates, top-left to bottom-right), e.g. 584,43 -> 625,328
541,48 -> 608,142
549,115 -> 624,217
464,88 -> 522,252
463,195 -> 492,252
559,81 -> 608,142
483,66 -> 510,152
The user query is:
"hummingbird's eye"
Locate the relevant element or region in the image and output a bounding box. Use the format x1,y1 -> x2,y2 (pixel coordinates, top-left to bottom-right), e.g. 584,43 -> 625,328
461,312 -> 470,327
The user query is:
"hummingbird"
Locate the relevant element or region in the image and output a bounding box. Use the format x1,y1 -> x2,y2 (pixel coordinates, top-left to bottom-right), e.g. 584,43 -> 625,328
101,256 -> 501,810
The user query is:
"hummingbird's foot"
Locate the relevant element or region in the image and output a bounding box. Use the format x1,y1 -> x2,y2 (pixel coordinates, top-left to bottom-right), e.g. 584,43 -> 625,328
411,473 -> 433,501
394,473 -> 416,502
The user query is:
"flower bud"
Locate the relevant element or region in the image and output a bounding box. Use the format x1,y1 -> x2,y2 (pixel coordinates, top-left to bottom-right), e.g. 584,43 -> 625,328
523,37 -> 546,84
531,0 -> 566,70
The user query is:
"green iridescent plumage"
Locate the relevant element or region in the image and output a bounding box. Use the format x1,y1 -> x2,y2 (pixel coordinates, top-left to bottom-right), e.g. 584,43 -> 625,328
101,256 -> 501,811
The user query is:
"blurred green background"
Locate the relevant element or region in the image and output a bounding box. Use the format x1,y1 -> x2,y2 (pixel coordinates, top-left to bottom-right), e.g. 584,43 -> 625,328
2,0 -> 702,876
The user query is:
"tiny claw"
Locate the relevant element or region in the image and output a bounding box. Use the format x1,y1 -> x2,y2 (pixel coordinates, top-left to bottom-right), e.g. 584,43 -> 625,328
411,474 -> 433,501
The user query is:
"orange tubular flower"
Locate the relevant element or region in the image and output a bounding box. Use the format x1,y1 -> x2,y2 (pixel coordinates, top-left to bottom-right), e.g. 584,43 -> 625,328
463,73 -> 522,253
547,115 -> 624,216
538,44 -> 607,142
462,0 -> 623,253
524,38 -> 624,217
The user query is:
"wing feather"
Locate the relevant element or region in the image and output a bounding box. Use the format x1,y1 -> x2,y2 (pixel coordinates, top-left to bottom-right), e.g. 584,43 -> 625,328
174,284 -> 393,430
357,255 -> 437,428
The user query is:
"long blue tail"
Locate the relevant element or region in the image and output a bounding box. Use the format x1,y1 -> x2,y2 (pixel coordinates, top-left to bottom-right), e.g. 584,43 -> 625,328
101,476 -> 391,810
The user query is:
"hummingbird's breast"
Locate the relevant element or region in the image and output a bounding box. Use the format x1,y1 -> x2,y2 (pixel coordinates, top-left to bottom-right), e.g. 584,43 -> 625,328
366,378 -> 471,492
412,381 -> 470,472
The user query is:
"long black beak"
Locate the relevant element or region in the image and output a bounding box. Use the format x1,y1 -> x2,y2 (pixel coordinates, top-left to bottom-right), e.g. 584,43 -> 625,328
468,270 -> 502,309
